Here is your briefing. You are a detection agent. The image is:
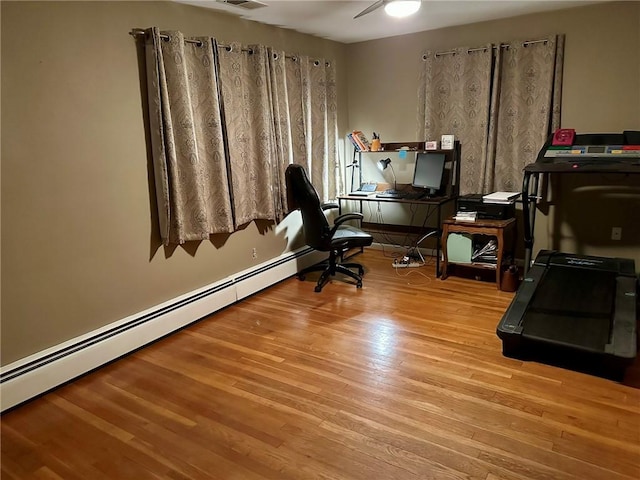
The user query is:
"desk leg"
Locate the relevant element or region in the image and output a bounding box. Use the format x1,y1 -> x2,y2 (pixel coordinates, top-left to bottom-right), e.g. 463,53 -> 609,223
436,205 -> 442,277
441,224 -> 449,280
495,229 -> 504,289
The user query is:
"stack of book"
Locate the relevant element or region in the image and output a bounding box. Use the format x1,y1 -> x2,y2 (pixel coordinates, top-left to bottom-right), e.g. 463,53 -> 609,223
453,211 -> 477,222
482,191 -> 521,204
347,130 -> 371,151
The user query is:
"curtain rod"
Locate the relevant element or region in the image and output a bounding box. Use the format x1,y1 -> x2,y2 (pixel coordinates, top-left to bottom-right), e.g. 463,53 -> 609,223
130,28 -> 235,49
427,38 -> 549,59
128,29 -> 329,65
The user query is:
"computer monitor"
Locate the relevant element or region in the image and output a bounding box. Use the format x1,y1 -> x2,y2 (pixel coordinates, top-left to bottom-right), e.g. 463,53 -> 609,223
412,152 -> 445,196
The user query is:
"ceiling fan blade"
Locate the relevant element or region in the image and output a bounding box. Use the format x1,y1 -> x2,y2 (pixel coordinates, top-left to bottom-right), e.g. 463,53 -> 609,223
354,0 -> 386,19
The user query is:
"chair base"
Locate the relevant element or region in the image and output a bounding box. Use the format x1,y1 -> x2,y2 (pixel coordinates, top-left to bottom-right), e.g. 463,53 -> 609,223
297,259 -> 365,292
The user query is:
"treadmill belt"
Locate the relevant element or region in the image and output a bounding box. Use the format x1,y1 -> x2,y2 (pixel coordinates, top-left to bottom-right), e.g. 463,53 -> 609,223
521,266 -> 615,353
522,311 -> 610,352
529,266 -> 615,316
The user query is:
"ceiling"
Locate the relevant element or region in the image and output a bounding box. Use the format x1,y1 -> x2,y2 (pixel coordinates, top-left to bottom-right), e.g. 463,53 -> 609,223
177,0 -> 599,44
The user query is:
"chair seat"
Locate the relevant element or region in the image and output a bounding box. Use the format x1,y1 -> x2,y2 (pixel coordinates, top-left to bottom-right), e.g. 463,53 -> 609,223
332,225 -> 373,249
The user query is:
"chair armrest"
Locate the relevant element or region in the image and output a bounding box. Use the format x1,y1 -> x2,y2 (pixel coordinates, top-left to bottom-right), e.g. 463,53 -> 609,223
321,202 -> 339,211
330,213 -> 363,237
333,212 -> 363,226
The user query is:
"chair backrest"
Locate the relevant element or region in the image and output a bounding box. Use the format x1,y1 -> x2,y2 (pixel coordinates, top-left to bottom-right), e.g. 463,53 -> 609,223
285,164 -> 332,251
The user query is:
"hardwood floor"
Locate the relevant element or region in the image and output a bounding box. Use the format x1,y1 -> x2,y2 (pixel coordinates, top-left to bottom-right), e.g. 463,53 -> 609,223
2,249 -> 639,479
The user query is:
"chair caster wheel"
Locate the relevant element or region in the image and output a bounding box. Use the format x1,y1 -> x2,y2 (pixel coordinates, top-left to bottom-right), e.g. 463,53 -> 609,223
314,285 -> 322,292
298,275 -> 305,281
356,282 -> 363,288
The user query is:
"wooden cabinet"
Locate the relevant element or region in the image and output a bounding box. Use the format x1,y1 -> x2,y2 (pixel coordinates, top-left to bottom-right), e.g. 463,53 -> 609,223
441,217 -> 516,289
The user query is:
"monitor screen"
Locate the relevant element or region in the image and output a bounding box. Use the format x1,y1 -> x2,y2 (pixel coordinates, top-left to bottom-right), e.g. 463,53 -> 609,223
412,152 -> 445,195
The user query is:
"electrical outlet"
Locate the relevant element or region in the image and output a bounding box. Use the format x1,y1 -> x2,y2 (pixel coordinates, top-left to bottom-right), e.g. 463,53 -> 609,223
252,248 -> 258,259
611,227 -> 622,241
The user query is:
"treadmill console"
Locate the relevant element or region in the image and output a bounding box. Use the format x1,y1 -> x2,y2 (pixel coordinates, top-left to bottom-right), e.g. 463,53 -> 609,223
530,130 -> 640,171
542,144 -> 640,160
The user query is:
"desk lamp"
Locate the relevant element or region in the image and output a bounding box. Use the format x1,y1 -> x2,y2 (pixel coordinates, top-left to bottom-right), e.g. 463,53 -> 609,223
378,158 -> 397,192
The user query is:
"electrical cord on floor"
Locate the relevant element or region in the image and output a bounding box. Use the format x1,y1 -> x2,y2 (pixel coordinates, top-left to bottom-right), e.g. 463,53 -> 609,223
361,198 -> 441,274
392,263 -> 433,285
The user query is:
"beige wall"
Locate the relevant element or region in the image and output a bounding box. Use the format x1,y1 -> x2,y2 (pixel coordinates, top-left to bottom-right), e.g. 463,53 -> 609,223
346,1 -> 640,265
1,1 -> 349,364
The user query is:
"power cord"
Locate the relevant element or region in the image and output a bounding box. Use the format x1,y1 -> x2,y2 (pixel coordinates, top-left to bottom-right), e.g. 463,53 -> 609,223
392,263 -> 433,285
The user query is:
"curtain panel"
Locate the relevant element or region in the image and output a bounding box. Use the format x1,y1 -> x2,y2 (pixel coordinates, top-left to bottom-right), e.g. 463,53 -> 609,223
145,28 -> 233,245
417,45 -> 493,195
217,43 -> 277,227
267,49 -> 294,222
144,29 -> 340,242
280,55 -> 341,205
304,57 -> 341,202
487,35 -> 564,192
417,35 -> 564,194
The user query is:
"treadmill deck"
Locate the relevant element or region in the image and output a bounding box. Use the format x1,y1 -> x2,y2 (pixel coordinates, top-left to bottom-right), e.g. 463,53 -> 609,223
497,250 -> 637,379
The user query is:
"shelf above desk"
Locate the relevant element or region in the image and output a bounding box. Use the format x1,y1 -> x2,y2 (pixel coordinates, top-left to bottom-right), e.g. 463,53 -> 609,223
348,141 -> 461,199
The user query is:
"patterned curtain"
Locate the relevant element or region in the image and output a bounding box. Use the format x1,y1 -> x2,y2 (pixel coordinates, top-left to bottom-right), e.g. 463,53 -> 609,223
487,35 -> 564,192
285,56 -> 309,169
284,55 -> 341,203
217,43 -> 277,227
144,28 -> 340,240
417,45 -> 493,195
267,49 -> 294,222
417,35 -> 564,194
307,57 -> 340,201
145,28 -> 234,245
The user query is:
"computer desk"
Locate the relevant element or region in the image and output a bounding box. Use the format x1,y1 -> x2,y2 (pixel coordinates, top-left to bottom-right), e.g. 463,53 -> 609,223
337,192 -> 457,277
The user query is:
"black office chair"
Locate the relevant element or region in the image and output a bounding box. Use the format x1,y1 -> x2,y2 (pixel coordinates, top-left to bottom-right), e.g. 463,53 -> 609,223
285,164 -> 373,292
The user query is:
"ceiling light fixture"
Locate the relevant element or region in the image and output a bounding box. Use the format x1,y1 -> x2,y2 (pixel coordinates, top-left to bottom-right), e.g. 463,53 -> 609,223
384,0 -> 421,18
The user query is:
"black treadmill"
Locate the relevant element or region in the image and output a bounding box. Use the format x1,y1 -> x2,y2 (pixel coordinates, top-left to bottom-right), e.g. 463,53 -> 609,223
497,131 -> 640,379
497,250 -> 637,379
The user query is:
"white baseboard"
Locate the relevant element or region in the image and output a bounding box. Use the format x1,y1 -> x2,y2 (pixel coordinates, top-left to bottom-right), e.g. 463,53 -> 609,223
0,247 -> 326,412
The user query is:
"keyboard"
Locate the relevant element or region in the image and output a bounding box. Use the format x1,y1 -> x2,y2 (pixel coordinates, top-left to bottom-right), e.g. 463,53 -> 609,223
403,191 -> 427,200
348,191 -> 373,196
376,191 -> 405,199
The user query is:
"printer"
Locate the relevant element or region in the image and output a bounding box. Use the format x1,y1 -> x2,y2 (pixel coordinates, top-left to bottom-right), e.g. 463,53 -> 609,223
457,194 -> 515,220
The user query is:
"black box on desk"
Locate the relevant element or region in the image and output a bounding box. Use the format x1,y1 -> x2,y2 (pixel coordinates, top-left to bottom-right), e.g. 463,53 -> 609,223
457,194 -> 515,220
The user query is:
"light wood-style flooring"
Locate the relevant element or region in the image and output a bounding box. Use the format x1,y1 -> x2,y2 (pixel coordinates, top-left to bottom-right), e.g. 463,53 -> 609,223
2,249 -> 639,479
